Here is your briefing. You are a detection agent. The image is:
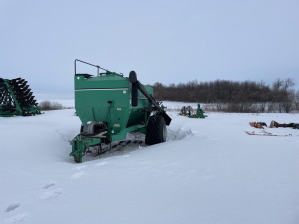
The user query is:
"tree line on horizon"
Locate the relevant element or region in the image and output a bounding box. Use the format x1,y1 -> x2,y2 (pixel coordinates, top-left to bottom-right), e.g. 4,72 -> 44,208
151,78 -> 299,113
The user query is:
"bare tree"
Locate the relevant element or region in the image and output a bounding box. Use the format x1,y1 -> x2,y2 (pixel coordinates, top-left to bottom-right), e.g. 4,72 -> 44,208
295,90 -> 299,111
272,78 -> 284,112
281,78 -> 296,113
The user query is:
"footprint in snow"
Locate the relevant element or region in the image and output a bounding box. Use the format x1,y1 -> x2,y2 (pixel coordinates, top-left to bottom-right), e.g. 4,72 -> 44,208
3,213 -> 27,224
43,182 -> 56,189
95,162 -> 107,166
71,171 -> 85,179
207,137 -> 218,140
5,203 -> 20,212
35,189 -> 62,201
72,165 -> 87,171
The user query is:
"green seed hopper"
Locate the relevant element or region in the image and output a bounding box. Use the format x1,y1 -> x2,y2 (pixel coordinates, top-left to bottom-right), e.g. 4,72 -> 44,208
0,78 -> 41,117
70,60 -> 172,163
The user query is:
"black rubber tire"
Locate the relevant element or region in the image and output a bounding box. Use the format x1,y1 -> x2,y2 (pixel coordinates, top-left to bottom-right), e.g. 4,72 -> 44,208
145,115 -> 167,145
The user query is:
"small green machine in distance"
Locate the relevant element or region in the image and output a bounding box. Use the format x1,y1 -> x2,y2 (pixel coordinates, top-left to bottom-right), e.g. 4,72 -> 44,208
0,78 -> 41,117
70,60 -> 172,163
179,103 -> 207,119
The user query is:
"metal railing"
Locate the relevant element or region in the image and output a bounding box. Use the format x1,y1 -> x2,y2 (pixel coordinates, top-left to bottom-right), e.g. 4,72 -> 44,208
74,59 -> 111,77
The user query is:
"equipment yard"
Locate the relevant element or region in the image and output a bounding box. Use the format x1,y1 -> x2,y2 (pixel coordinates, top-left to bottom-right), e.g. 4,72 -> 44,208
1,106 -> 298,224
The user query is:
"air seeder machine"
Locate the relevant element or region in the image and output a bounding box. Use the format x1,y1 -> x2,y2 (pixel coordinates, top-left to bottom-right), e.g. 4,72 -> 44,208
179,103 -> 207,118
0,78 -> 41,117
70,60 -> 172,163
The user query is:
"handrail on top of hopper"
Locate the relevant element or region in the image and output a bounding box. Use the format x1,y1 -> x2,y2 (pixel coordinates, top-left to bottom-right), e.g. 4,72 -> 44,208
74,59 -> 111,77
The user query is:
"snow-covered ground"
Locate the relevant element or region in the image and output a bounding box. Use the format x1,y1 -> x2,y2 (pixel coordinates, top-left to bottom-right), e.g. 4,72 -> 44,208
1,108 -> 299,224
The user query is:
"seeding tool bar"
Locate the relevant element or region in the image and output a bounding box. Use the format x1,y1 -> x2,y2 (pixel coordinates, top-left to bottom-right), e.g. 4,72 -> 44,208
0,78 -> 41,117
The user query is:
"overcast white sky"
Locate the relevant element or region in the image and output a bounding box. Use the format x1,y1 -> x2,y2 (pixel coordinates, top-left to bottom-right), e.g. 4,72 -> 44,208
0,0 -> 298,97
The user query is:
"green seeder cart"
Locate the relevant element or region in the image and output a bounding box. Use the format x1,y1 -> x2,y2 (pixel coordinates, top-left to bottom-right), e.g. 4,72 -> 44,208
70,60 -> 172,163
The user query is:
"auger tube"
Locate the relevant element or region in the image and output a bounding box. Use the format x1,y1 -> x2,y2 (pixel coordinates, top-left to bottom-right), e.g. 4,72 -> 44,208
129,71 -> 171,125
